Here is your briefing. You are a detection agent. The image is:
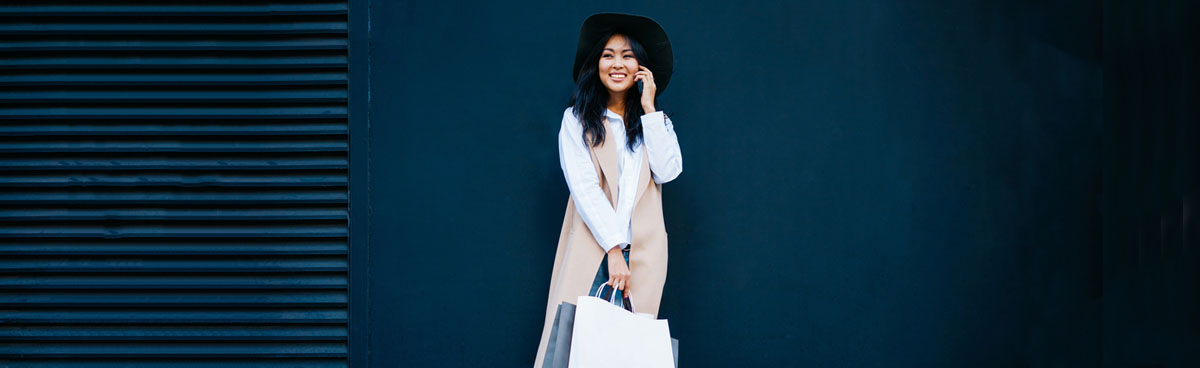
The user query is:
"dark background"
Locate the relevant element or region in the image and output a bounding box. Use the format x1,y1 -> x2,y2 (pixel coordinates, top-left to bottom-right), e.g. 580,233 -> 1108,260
364,0 -> 1196,366
1103,0 -> 1200,366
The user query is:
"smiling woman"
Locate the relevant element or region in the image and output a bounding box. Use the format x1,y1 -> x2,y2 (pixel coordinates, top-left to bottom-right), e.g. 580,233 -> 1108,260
573,32 -> 655,150
534,12 -> 683,368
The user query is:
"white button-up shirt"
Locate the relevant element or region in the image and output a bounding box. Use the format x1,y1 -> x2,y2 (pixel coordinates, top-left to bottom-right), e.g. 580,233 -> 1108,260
558,107 -> 683,252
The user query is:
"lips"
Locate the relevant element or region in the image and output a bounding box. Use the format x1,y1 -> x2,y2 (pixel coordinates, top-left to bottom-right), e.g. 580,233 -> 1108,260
609,72 -> 627,82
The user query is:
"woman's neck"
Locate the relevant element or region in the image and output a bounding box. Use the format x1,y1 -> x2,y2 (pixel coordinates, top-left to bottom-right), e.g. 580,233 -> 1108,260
607,92 -> 625,114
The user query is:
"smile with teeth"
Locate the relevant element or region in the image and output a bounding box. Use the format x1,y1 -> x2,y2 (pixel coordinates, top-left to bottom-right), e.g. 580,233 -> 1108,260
609,72 -> 627,82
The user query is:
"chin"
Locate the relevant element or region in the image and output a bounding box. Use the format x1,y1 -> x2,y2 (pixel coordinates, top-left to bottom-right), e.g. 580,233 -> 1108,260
605,84 -> 632,94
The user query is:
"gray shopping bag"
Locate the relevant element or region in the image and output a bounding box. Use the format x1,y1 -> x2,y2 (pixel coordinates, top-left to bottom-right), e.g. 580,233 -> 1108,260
542,301 -> 577,368
671,337 -> 679,367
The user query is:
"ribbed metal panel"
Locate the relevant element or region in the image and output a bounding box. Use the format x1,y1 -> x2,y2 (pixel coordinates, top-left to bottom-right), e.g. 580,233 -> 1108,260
0,1 -> 349,366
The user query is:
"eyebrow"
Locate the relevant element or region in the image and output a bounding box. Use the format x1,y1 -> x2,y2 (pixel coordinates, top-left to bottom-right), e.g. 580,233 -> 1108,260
604,48 -> 633,53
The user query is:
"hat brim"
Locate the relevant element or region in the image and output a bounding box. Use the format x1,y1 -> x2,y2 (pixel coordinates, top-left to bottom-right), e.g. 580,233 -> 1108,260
574,13 -> 674,96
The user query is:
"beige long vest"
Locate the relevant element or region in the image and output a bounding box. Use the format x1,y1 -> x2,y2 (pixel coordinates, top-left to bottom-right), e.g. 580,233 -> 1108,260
533,118 -> 669,367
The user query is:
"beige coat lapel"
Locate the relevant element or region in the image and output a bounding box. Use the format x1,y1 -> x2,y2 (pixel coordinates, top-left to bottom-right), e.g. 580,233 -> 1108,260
633,143 -> 653,206
589,119 -> 620,206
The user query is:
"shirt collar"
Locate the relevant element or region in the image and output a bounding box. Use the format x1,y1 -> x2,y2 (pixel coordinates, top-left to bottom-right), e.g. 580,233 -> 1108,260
604,108 -> 623,122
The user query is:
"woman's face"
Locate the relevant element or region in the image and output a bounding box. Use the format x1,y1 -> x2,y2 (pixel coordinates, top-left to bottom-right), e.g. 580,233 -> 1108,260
598,34 -> 639,95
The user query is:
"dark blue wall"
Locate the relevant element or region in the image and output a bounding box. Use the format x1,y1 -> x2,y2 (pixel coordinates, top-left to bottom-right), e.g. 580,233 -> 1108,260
1102,1 -> 1200,366
366,1 -> 1104,366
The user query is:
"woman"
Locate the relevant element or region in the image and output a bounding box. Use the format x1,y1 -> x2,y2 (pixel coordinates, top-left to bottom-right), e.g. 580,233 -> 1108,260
535,13 -> 682,366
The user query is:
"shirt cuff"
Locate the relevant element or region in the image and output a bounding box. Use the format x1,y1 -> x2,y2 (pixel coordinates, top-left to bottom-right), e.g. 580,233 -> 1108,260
641,111 -> 670,135
603,241 -> 626,253
641,110 -> 664,122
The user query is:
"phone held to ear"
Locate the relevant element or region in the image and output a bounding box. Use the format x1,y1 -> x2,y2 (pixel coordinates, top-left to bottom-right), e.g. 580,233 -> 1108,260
636,80 -> 644,95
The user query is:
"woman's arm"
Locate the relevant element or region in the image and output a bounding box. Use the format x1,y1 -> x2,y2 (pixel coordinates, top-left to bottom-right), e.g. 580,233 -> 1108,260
558,108 -> 629,252
640,111 -> 683,183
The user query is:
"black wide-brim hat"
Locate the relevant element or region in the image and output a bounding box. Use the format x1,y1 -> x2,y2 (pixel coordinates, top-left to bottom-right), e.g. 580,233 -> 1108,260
573,13 -> 674,96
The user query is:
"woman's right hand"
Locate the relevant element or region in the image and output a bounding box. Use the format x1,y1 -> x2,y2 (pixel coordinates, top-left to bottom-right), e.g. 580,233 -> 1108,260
607,246 -> 631,291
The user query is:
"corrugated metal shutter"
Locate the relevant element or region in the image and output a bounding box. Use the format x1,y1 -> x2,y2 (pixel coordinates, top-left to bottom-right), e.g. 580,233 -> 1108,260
0,2 -> 350,366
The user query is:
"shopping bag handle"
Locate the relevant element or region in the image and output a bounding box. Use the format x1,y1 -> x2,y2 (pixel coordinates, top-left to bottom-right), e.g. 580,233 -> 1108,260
592,283 -> 636,313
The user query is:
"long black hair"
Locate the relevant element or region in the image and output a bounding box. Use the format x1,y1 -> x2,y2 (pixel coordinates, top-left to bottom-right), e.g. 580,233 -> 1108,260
568,31 -> 656,151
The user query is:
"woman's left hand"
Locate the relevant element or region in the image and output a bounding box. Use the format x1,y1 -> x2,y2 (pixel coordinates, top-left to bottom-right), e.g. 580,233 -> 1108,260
635,65 -> 657,113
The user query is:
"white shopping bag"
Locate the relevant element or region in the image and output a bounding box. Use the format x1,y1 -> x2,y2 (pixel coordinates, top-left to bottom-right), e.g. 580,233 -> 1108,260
568,285 -> 675,368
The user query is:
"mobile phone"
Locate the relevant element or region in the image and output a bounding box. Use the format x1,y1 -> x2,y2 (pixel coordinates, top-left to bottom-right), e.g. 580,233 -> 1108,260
636,80 -> 644,95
